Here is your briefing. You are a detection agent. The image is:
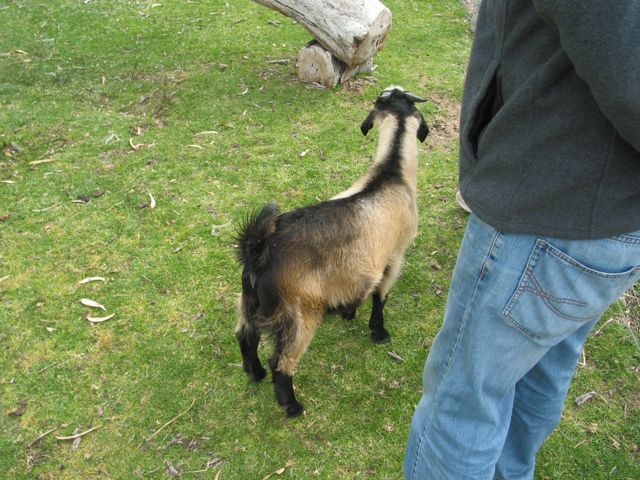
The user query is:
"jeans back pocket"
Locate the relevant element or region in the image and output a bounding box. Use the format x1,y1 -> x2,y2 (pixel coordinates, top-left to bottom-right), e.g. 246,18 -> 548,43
502,239 -> 640,348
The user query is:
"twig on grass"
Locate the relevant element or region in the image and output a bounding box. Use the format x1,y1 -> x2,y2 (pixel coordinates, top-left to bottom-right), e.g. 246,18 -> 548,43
27,427 -> 57,448
593,317 -> 615,337
29,157 -> 57,166
32,202 -> 62,212
55,425 -> 101,441
387,351 -> 404,363
142,398 -> 196,446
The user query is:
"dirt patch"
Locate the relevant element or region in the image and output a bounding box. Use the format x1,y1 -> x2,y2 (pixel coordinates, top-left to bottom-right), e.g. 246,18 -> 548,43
461,0 -> 480,26
425,91 -> 460,151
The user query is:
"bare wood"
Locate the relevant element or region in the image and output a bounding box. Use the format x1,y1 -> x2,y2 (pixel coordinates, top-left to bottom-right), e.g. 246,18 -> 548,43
296,41 -> 343,88
253,0 -> 392,67
296,40 -> 374,88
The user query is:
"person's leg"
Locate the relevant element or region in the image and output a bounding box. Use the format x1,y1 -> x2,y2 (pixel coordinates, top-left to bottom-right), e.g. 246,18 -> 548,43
405,216 -> 640,479
405,215 -> 549,479
494,318 -> 597,480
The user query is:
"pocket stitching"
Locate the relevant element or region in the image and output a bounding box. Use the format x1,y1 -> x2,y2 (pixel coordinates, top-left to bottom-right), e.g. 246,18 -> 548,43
519,274 -> 592,322
502,238 -> 640,346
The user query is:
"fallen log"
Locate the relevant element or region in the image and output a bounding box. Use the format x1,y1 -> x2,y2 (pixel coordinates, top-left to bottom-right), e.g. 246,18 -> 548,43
253,0 -> 392,87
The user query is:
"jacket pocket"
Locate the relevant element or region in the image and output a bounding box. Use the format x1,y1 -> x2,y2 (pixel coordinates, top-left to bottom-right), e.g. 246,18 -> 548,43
502,239 -> 640,348
464,65 -> 503,158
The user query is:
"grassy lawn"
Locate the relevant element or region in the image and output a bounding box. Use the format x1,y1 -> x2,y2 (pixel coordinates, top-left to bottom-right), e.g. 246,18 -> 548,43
0,0 -> 637,478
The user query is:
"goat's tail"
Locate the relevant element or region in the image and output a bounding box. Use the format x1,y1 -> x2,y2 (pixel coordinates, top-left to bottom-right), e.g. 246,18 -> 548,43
235,202 -> 279,273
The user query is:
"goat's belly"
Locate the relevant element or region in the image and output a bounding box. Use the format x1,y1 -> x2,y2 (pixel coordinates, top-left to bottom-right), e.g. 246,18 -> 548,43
321,272 -> 377,309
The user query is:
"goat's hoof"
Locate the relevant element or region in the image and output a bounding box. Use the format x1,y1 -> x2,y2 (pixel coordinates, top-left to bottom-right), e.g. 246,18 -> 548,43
285,401 -> 304,418
245,363 -> 267,382
340,309 -> 357,321
251,367 -> 267,382
372,330 -> 391,344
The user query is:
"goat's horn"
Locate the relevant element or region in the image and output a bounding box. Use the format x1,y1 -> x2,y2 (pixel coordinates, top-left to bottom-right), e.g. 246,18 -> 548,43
405,92 -> 427,103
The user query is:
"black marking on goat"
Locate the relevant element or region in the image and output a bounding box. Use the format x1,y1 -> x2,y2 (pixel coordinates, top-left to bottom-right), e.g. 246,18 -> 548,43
237,274 -> 267,381
236,325 -> 266,382
235,203 -> 279,272
268,326 -> 304,417
369,292 -> 390,343
328,300 -> 361,320
271,201 -> 360,270
254,269 -> 281,319
357,113 -> 407,197
271,368 -> 303,417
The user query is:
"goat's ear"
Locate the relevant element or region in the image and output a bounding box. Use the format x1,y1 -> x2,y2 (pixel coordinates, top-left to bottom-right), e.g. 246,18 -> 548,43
360,110 -> 376,136
417,113 -> 429,143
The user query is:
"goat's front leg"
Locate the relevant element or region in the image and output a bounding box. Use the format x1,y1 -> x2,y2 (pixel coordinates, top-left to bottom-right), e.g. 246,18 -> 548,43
369,292 -> 390,343
369,255 -> 404,343
269,310 -> 320,417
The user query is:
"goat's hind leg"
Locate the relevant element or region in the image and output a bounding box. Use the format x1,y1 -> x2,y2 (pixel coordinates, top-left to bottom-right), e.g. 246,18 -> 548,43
269,310 -> 320,418
236,292 -> 267,382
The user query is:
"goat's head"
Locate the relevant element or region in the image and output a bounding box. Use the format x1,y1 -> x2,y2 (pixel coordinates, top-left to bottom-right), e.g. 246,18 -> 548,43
360,86 -> 429,142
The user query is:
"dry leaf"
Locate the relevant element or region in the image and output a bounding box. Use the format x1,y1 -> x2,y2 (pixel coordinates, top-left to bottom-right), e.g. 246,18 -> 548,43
71,428 -> 82,450
86,313 -> 115,324
165,461 -> 181,477
430,260 -> 443,271
80,298 -> 106,311
7,400 -> 27,417
299,149 -> 309,157
575,391 -> 597,406
148,192 -> 156,209
262,460 -> 295,480
79,276 -> 106,284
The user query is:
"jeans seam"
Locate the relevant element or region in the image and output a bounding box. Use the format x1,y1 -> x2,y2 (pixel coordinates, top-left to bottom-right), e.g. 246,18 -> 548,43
544,240 -> 640,278
409,229 -> 502,479
612,234 -> 640,245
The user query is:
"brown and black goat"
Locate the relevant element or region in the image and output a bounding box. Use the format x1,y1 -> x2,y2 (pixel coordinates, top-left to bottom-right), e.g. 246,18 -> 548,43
235,86 -> 429,417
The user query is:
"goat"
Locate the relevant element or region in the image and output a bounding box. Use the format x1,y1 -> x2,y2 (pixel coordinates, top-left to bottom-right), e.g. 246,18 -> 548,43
235,86 -> 429,417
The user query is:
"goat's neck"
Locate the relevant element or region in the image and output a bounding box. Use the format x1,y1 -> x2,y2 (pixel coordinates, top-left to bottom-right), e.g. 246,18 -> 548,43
373,115 -> 420,194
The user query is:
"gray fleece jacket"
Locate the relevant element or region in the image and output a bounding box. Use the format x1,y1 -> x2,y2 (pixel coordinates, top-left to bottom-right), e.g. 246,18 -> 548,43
459,0 -> 640,239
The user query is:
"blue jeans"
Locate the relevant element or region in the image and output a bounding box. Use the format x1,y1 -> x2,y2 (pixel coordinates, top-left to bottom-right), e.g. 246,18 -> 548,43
405,214 -> 640,479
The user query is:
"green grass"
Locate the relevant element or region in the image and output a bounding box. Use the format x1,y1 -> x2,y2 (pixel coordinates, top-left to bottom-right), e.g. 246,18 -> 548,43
1,1 -> 637,478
